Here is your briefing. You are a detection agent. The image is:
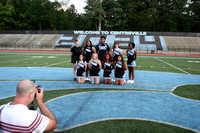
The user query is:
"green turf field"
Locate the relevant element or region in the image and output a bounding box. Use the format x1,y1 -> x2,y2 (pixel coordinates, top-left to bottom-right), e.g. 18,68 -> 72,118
51,119 -> 194,133
0,52 -> 199,133
0,52 -> 200,75
173,85 -> 200,100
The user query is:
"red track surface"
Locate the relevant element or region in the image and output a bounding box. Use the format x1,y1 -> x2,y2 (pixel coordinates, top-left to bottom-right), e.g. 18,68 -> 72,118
1,50 -> 200,57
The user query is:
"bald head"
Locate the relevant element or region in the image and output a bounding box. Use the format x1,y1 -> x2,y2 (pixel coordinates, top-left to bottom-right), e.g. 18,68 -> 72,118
17,80 -> 36,96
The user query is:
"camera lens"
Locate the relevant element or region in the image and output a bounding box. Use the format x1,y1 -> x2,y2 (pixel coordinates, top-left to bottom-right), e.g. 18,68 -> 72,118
37,85 -> 41,93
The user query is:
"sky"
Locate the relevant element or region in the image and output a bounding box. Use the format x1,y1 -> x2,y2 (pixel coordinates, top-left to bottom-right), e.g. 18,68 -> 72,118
50,0 -> 86,14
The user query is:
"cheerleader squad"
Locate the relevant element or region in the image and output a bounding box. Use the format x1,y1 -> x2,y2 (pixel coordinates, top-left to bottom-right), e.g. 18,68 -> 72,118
70,36 -> 137,85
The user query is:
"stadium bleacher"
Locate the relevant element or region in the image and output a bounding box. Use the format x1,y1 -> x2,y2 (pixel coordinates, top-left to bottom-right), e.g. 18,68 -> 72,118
0,34 -> 61,48
0,31 -> 199,55
164,36 -> 200,48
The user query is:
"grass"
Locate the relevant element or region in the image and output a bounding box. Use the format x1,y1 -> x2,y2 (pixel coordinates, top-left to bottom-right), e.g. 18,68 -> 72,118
49,119 -> 194,133
0,53 -> 72,68
0,53 -> 200,75
157,58 -> 200,75
173,85 -> 200,100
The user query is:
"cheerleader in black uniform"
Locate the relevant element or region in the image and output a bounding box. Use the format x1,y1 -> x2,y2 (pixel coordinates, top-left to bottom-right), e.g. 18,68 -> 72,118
83,40 -> 96,81
102,53 -> 114,84
114,55 -> 127,85
112,42 -> 123,63
89,53 -> 102,85
95,36 -> 110,62
76,54 -> 87,84
70,39 -> 82,80
126,42 -> 137,84
112,42 -> 124,82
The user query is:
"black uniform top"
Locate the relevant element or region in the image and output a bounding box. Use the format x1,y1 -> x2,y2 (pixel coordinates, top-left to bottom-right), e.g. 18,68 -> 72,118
96,43 -> 110,61
115,61 -> 125,78
77,61 -> 86,76
103,61 -> 112,78
70,46 -> 82,63
90,60 -> 100,76
104,61 -> 112,71
77,61 -> 86,70
126,49 -> 136,65
113,48 -> 122,62
115,61 -> 123,71
84,46 -> 94,62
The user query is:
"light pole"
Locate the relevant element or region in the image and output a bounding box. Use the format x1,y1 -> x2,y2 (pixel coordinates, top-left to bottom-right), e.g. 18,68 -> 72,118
98,0 -> 102,31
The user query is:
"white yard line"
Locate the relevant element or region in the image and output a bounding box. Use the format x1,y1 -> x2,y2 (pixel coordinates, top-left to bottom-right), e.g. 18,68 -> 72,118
155,57 -> 191,75
0,54 -> 22,58
0,58 -> 32,64
43,60 -> 70,67
55,118 -> 199,132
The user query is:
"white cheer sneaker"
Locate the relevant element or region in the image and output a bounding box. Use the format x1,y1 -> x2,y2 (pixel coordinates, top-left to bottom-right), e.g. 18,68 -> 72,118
130,80 -> 135,84
127,80 -> 131,83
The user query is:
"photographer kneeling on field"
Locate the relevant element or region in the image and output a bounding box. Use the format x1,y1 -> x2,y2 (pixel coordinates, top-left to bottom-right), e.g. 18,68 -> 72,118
0,80 -> 57,132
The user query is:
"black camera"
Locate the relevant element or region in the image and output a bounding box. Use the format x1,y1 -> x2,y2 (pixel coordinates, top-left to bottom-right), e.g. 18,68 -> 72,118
36,85 -> 41,93
31,80 -> 41,93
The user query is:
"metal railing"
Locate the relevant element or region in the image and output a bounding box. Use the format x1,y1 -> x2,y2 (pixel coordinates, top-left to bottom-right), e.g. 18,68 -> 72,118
0,44 -> 200,56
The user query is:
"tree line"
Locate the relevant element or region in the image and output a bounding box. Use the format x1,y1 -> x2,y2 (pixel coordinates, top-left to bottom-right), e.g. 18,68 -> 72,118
0,0 -> 199,32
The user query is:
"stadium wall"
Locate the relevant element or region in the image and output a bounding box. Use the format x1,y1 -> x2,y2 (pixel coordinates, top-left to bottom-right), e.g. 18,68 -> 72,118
0,30 -> 199,37
0,31 -> 199,55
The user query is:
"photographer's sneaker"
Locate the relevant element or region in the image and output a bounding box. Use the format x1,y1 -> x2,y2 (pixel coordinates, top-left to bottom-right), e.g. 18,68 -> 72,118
130,80 -> 135,84
112,79 -> 115,82
127,80 -> 131,83
85,78 -> 89,81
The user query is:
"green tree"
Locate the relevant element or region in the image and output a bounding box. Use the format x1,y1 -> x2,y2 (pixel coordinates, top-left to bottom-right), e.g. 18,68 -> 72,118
0,0 -> 199,32
102,0 -> 124,30
65,4 -> 78,30
9,0 -> 30,30
84,0 -> 105,30
25,0 -> 52,30
0,2 -> 16,30
47,1 -> 63,30
188,0 -> 200,32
